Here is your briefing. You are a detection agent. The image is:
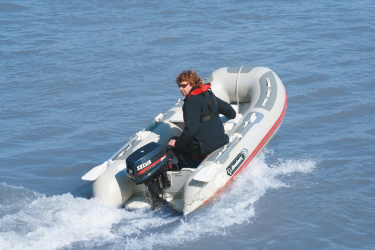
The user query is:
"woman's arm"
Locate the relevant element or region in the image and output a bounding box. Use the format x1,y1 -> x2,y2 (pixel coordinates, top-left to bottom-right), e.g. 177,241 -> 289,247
217,97 -> 236,119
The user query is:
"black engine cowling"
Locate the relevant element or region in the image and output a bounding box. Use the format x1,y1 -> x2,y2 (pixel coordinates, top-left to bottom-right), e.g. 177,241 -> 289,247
126,142 -> 171,200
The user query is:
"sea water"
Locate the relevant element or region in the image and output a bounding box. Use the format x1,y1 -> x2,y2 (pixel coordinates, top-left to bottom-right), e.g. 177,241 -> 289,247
1,0 -> 374,249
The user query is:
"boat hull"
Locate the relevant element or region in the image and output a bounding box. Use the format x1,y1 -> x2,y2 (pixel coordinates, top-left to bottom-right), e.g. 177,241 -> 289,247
85,66 -> 287,214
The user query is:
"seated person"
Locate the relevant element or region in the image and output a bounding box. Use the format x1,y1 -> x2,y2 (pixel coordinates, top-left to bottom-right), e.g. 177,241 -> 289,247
168,70 -> 236,168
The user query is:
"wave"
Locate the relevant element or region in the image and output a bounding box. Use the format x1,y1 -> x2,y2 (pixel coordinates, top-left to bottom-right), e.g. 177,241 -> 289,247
0,3 -> 27,11
0,152 -> 316,250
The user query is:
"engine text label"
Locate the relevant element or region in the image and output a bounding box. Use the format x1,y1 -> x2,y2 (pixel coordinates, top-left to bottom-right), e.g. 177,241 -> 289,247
137,160 -> 151,171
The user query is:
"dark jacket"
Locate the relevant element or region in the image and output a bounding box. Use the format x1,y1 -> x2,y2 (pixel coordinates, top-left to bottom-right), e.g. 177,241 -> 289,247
175,84 -> 236,155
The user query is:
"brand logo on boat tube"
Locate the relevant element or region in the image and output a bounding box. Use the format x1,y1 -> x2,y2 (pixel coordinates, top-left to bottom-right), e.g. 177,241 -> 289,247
226,149 -> 248,176
136,160 -> 152,172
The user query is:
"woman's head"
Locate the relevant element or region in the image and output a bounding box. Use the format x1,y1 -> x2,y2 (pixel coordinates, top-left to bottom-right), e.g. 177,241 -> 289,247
175,70 -> 203,88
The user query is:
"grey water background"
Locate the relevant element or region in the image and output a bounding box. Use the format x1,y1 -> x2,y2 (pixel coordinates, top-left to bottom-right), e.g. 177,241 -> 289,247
1,0 -> 374,249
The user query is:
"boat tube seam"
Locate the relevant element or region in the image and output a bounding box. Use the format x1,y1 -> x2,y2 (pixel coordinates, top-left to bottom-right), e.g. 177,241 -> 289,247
203,86 -> 287,203
230,89 -> 287,181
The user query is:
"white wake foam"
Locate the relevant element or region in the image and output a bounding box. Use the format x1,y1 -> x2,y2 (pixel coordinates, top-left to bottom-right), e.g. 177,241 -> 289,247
0,152 -> 316,250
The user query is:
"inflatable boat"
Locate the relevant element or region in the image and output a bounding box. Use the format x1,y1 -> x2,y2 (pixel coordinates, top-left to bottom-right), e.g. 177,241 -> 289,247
82,66 -> 287,214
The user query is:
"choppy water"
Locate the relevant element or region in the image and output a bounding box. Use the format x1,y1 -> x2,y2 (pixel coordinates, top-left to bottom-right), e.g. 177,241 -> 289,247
1,0 -> 374,249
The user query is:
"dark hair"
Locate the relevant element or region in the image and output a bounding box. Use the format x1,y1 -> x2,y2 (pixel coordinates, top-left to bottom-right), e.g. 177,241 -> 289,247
175,70 -> 203,88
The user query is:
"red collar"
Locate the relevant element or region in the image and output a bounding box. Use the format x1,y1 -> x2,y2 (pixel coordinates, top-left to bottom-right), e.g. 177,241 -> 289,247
186,84 -> 211,98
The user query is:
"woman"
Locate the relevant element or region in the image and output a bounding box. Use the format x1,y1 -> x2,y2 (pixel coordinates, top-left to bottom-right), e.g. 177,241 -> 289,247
168,70 -> 236,168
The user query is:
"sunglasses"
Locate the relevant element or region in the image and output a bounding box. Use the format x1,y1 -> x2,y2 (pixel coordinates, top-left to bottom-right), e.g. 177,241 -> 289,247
178,83 -> 188,88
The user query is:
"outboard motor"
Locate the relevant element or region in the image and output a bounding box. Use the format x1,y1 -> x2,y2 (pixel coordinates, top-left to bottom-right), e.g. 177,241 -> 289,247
126,142 -> 171,204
